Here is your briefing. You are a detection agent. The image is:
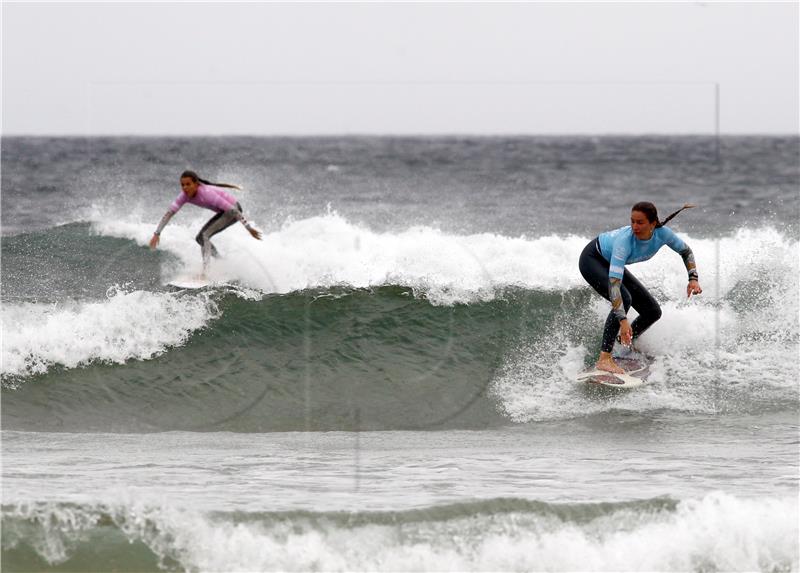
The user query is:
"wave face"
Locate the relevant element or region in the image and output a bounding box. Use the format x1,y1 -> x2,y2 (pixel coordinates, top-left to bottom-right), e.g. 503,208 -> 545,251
1,284 -> 543,431
3,493 -> 797,572
2,220 -> 798,431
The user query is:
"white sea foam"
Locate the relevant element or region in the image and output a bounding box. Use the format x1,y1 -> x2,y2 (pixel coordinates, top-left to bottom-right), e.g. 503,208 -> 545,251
93,212 -> 799,306
488,225 -> 799,422
92,212 -> 590,304
6,492 -> 797,572
0,288 -> 219,380
492,292 -> 798,422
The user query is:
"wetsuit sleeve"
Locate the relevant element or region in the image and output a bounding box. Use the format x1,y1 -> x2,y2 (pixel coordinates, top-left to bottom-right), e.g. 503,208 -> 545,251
663,227 -> 687,252
608,278 -> 627,321
154,211 -> 174,235
608,239 -> 629,281
155,193 -> 186,235
678,246 -> 698,281
608,237 -> 630,321
664,228 -> 698,281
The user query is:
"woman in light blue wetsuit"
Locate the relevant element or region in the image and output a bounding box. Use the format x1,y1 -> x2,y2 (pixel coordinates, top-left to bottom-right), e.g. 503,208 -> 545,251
578,202 -> 702,374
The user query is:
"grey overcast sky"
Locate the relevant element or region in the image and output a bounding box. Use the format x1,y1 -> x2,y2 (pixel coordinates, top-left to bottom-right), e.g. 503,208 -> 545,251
2,2 -> 798,135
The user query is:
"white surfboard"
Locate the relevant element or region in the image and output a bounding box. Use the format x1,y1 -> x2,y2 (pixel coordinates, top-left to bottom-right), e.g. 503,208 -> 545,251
576,355 -> 651,388
167,275 -> 212,289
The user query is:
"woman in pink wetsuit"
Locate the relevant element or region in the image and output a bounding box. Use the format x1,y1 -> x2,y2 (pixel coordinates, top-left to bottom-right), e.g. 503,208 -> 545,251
149,171 -> 262,272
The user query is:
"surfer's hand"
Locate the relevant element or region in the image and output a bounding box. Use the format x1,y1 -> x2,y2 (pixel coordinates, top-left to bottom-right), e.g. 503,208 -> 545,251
619,320 -> 633,346
149,234 -> 160,250
248,227 -> 262,240
687,280 -> 702,298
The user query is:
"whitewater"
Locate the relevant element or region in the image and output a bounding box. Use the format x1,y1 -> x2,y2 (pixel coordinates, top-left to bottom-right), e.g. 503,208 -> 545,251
4,215 -> 797,383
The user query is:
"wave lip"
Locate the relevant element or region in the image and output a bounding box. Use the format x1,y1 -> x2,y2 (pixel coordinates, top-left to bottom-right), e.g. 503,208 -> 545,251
1,287 -> 219,382
2,492 -> 796,572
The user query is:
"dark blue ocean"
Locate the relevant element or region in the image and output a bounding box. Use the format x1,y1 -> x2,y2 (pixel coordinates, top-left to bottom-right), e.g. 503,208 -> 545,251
2,136 -> 798,572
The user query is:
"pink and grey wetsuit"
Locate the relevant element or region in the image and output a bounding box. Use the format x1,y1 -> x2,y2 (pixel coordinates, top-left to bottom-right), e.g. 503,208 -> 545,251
166,184 -> 240,216
154,184 -> 254,264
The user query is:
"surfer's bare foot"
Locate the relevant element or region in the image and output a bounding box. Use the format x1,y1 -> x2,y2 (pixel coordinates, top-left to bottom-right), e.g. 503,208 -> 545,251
596,352 -> 625,374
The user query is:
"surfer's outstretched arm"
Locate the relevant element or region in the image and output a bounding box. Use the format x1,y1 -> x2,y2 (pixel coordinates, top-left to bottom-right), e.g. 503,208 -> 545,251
149,210 -> 175,249
677,245 -> 702,297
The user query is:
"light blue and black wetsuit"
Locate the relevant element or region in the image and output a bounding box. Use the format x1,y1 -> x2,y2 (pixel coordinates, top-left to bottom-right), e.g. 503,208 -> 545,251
578,226 -> 698,352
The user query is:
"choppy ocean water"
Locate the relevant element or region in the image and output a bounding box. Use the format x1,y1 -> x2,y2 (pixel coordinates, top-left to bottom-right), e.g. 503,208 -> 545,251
1,136 -> 798,572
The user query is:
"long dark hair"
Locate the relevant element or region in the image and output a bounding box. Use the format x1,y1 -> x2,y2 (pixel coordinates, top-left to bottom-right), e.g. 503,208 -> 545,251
180,170 -> 241,190
632,201 -> 695,228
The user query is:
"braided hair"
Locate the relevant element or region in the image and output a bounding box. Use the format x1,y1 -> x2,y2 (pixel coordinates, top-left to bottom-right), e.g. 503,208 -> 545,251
180,170 -> 241,190
632,201 -> 695,228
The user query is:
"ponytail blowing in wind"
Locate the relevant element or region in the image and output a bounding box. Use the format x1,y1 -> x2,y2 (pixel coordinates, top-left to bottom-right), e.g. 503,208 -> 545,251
632,202 -> 695,228
181,170 -> 242,190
